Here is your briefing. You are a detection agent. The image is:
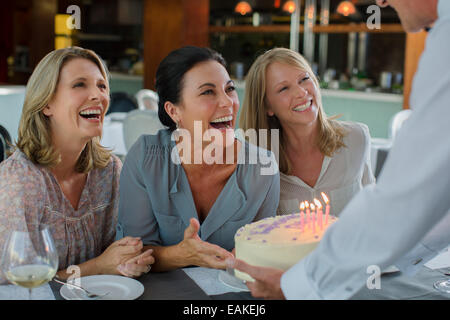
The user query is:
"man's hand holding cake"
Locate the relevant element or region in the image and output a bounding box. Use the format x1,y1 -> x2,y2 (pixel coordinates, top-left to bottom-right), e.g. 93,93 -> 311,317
227,258 -> 285,300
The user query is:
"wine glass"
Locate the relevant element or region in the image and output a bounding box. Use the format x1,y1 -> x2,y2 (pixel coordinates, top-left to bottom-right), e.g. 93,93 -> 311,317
1,225 -> 59,299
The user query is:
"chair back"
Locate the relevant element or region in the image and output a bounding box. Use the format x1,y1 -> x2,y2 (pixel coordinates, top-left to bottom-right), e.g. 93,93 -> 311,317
0,125 -> 12,163
107,92 -> 138,115
122,109 -> 166,151
388,109 -> 412,140
135,89 -> 159,111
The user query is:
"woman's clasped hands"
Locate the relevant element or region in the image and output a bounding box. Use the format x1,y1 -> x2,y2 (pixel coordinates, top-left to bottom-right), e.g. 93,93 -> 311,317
94,236 -> 155,278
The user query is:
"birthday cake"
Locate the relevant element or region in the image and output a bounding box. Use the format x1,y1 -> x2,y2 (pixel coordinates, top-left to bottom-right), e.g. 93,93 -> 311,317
234,212 -> 337,281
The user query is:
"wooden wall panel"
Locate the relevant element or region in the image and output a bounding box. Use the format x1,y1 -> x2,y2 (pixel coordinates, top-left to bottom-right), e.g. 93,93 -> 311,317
0,3 -> 14,84
30,0 -> 58,68
403,31 -> 427,109
183,0 -> 210,47
143,0 -> 209,90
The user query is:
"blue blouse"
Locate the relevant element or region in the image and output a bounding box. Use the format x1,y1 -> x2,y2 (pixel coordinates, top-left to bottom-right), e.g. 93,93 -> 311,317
117,129 -> 280,251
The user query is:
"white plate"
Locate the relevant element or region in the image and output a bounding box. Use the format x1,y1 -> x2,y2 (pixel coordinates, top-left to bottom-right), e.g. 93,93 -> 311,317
218,269 -> 249,292
60,275 -> 144,300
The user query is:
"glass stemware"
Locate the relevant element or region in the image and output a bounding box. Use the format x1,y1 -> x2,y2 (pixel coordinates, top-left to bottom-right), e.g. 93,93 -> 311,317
1,225 -> 59,299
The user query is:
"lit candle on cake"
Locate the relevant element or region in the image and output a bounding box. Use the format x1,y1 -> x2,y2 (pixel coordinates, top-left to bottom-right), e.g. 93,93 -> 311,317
314,198 -> 323,230
310,203 -> 316,234
305,201 -> 310,226
299,202 -> 305,231
321,192 -> 330,225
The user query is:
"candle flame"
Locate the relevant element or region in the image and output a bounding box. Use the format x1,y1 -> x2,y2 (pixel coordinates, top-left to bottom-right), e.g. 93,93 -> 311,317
310,203 -> 315,211
305,201 -> 309,209
300,202 -> 305,210
314,198 -> 322,209
321,192 -> 329,204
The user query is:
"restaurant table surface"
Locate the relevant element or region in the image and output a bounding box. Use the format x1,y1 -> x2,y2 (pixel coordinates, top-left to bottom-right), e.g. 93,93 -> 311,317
1,265 -> 448,300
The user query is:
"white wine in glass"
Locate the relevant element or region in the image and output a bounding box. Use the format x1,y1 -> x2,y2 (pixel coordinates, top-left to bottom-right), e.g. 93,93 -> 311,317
2,225 -> 59,299
6,265 -> 57,289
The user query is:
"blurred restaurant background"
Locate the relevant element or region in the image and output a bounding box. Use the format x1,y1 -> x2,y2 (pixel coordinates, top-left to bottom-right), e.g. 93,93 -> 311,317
0,0 -> 428,174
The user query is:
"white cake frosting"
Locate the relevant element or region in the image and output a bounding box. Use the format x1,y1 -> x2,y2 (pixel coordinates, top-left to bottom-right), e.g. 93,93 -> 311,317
234,213 -> 337,281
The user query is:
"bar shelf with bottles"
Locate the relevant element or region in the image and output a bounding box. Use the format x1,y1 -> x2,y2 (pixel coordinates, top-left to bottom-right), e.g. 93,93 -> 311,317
210,0 -> 407,97
209,23 -> 404,34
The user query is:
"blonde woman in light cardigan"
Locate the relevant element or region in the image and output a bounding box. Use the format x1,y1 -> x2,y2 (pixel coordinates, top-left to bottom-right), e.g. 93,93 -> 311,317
0,47 -> 153,283
239,48 -> 375,216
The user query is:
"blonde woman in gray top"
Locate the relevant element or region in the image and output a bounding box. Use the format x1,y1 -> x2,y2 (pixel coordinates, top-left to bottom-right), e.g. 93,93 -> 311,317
239,48 -> 375,216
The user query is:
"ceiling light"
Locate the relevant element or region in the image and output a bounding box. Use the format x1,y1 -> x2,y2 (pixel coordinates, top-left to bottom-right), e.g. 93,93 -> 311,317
282,0 -> 296,14
337,1 -> 356,16
234,1 -> 252,15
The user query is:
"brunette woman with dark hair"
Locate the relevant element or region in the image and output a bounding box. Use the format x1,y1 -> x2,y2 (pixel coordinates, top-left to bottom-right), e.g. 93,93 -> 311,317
118,46 -> 280,271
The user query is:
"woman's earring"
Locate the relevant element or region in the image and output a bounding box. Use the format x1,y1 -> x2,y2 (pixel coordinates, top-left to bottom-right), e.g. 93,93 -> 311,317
173,120 -> 181,139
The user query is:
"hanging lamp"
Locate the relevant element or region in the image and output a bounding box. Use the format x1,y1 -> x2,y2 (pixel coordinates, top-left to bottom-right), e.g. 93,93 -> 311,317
336,1 -> 357,16
234,1 -> 252,15
282,0 -> 297,14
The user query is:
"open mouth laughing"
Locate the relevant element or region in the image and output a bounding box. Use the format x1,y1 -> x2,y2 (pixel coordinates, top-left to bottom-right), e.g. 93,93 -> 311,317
292,100 -> 313,112
79,107 -> 103,122
209,115 -> 233,130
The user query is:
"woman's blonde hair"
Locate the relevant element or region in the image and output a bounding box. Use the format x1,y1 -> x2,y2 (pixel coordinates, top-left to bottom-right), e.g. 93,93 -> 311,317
239,47 -> 347,174
16,46 -> 112,173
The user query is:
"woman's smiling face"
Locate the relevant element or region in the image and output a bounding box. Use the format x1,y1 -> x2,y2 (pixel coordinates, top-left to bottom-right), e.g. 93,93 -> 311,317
43,58 -> 109,143
170,60 -> 239,148
264,61 -> 319,129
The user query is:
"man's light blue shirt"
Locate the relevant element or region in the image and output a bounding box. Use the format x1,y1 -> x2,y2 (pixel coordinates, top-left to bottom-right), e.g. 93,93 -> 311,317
281,0 -> 450,299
